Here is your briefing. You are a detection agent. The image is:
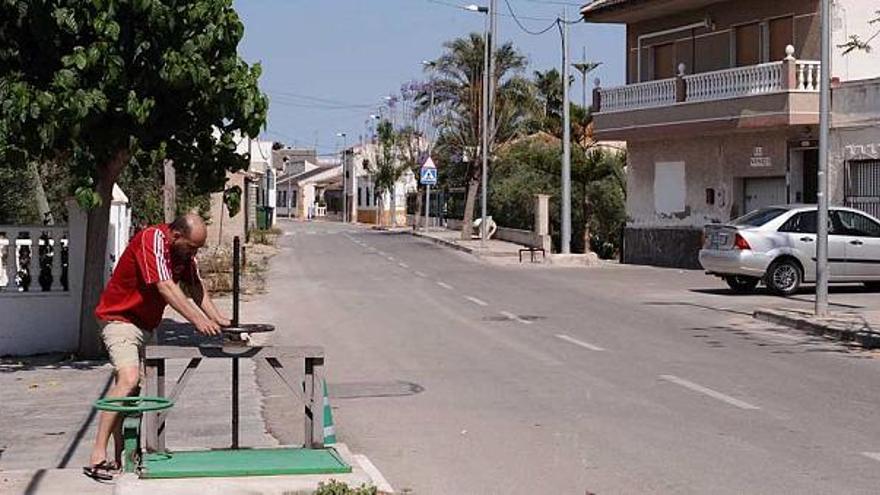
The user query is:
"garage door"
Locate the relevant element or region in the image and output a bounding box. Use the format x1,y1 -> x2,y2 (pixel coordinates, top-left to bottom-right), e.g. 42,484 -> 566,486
744,177 -> 787,214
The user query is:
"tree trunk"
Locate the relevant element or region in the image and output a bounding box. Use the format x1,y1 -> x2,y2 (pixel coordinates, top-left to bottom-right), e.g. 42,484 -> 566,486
77,150 -> 128,358
583,192 -> 593,254
460,174 -> 479,240
389,187 -> 397,227
30,162 -> 53,225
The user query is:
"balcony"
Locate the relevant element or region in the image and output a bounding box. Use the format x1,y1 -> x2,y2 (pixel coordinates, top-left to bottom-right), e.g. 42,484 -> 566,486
592,47 -> 821,140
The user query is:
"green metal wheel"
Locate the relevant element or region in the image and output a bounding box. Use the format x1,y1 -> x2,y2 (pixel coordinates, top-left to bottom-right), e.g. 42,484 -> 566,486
94,396 -> 174,413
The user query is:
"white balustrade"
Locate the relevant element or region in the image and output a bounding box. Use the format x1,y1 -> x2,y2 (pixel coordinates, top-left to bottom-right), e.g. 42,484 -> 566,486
795,61 -> 821,91
0,226 -> 70,293
596,59 -> 821,113
684,61 -> 784,102
598,78 -> 676,112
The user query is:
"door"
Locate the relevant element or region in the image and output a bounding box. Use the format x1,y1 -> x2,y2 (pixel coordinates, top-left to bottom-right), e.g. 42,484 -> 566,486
744,177 -> 787,214
768,17 -> 794,62
653,43 -> 675,80
735,23 -> 762,67
833,209 -> 880,279
778,210 -> 848,281
802,149 -> 818,204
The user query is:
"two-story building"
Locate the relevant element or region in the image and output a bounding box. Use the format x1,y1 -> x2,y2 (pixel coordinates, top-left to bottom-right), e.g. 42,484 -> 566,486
583,0 -> 880,268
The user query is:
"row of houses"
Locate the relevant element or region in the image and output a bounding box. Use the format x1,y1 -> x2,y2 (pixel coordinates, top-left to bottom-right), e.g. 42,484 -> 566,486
582,0 -> 880,268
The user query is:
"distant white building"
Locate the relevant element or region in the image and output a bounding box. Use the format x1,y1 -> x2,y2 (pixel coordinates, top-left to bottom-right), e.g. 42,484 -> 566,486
344,142 -> 417,226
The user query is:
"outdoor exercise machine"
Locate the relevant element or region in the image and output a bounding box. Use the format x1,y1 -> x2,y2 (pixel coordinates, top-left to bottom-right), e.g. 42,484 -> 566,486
94,236 -> 350,479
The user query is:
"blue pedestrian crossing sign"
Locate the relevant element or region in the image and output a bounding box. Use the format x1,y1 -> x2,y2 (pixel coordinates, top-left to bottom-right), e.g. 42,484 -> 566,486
420,156 -> 437,185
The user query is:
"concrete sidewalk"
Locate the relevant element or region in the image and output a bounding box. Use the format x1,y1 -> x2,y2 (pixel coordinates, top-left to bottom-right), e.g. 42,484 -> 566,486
754,307 -> 880,348
413,227 -> 522,258
0,296 -> 391,494
412,227 -> 602,266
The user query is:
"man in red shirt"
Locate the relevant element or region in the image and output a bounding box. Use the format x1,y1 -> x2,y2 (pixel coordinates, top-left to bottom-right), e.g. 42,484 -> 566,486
85,213 -> 229,480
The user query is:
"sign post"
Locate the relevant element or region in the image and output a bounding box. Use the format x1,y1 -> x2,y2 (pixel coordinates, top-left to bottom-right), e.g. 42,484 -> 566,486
420,156 -> 437,230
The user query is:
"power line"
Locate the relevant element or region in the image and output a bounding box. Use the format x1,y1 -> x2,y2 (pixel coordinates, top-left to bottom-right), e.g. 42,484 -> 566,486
503,0 -> 560,35
424,0 -> 558,22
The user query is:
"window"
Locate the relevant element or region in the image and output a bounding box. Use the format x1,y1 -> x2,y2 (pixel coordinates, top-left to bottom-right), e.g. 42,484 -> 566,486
835,210 -> 880,237
779,211 -> 817,233
654,162 -> 686,214
358,187 -> 362,206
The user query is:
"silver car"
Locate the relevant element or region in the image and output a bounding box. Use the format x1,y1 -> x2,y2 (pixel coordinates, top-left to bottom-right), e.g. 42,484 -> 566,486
699,205 -> 880,296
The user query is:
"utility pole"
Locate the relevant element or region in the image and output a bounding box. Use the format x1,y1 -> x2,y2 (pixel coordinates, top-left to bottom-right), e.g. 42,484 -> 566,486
561,9 -> 572,254
816,0 -> 831,316
480,5 -> 491,246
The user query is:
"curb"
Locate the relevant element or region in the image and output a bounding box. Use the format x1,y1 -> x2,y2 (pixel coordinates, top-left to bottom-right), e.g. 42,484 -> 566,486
753,309 -> 880,348
411,230 -> 479,255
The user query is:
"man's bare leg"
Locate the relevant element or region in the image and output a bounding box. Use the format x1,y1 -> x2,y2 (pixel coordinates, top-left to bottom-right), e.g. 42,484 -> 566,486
89,366 -> 139,467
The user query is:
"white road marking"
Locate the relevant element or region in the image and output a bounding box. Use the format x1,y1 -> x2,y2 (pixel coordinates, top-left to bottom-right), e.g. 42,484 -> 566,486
500,310 -> 532,325
398,262 -> 410,269
437,281 -> 454,290
386,256 -> 395,261
353,454 -> 395,494
414,271 -> 428,278
377,251 -> 386,256
659,375 -> 760,411
465,296 -> 488,307
555,334 -> 606,352
862,452 -> 880,463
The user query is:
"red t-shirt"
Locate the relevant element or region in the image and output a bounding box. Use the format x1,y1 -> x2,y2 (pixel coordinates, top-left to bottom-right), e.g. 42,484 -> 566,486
95,224 -> 198,330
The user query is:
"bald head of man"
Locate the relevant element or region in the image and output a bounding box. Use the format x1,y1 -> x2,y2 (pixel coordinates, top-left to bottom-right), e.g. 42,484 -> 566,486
169,213 -> 207,259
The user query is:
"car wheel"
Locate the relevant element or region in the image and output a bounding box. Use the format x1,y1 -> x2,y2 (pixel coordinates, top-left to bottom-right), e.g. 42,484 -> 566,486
725,276 -> 760,293
766,259 -> 802,297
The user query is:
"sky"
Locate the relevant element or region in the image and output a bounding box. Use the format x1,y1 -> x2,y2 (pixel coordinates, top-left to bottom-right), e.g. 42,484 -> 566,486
233,0 -> 625,157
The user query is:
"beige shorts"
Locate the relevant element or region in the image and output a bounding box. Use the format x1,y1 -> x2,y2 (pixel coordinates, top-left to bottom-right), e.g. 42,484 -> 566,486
100,321 -> 152,370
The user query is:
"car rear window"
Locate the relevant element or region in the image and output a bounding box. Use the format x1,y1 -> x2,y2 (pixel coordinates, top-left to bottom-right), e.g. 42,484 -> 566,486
732,207 -> 788,227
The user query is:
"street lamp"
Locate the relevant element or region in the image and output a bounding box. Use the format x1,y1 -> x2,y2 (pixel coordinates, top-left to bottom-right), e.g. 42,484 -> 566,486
466,2 -> 494,247
422,60 -> 439,230
337,132 -> 347,222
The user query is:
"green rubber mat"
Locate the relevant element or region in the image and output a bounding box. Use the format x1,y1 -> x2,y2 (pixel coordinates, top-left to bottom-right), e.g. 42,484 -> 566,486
140,447 -> 352,479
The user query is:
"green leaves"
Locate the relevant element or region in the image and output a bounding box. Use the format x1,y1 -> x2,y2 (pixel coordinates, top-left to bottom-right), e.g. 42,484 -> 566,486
74,186 -> 102,210
0,0 -> 267,200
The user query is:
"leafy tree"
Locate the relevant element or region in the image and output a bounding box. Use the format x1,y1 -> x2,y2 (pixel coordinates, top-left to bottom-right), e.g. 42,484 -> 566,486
421,33 -> 534,240
490,136 -> 625,257
366,120 -> 408,227
0,0 -> 267,357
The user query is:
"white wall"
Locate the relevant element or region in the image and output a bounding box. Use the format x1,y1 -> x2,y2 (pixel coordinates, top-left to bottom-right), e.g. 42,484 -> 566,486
0,202 -> 87,356
833,1 -> 880,82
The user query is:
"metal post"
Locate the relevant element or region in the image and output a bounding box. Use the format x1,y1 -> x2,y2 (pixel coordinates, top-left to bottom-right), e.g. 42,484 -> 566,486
425,184 -> 431,230
232,236 -> 240,326
232,357 -> 239,449
480,8 -> 491,247
561,9 -> 572,254
231,235 -> 240,448
816,0 -> 831,316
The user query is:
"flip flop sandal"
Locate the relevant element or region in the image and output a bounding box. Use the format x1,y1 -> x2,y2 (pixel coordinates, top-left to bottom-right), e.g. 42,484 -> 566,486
82,460 -> 117,481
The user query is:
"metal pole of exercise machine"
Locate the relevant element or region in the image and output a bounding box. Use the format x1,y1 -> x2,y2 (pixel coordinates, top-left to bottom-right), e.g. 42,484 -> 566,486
231,236 -> 241,449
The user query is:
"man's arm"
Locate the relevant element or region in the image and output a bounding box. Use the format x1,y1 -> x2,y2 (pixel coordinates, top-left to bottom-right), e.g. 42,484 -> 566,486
187,277 -> 231,326
156,280 -> 221,335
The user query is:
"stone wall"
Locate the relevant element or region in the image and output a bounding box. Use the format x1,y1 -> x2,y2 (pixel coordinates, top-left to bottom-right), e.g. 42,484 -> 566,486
623,226 -> 703,269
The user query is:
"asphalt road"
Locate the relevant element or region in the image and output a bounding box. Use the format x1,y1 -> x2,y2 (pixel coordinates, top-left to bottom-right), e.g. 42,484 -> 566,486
250,220 -> 880,495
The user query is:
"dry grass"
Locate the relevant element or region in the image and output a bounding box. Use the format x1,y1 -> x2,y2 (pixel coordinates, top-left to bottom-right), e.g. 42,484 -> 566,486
198,242 -> 278,296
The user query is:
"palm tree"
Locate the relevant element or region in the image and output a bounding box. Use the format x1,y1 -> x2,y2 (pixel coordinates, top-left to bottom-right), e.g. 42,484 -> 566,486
421,33 -> 534,240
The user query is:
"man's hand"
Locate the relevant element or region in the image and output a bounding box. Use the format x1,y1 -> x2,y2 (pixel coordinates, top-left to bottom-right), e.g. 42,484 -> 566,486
194,317 -> 221,336
214,315 -> 232,327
